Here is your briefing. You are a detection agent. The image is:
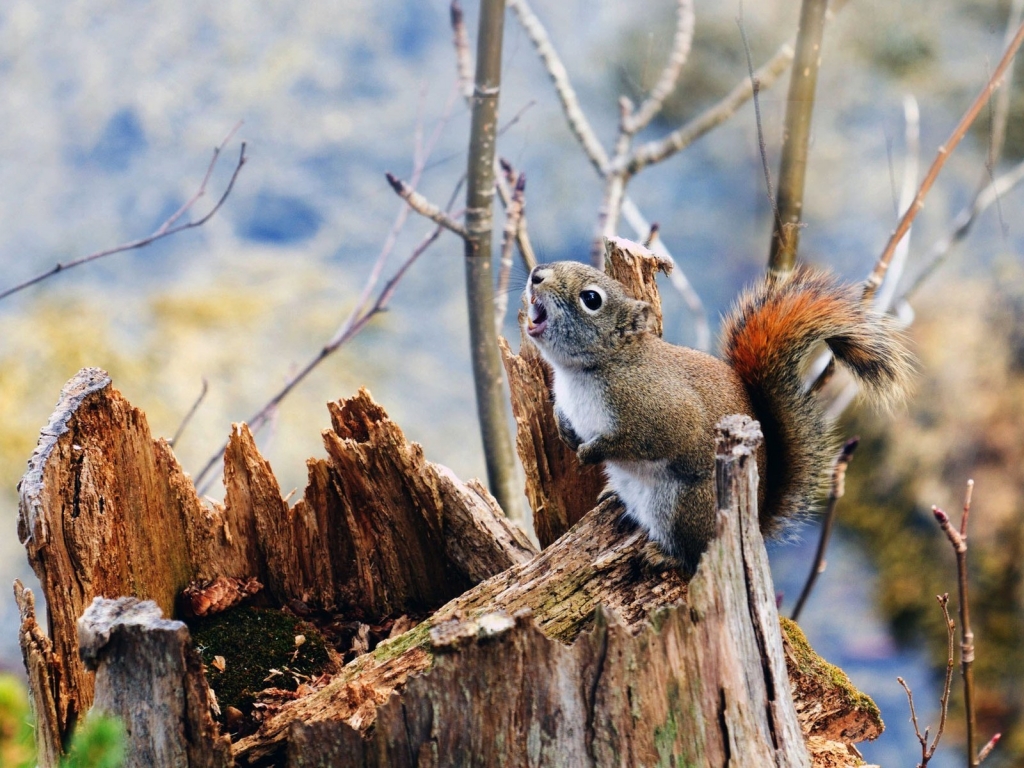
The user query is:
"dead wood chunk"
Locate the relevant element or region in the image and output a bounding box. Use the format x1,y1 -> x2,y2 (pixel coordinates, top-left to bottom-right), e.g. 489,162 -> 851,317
499,334 -> 604,548
234,418 -> 810,766
806,737 -> 879,768
16,368 -> 219,759
14,581 -> 62,768
181,576 -> 263,618
603,235 -> 672,338
781,618 -> 884,744
78,596 -> 232,768
287,387 -> 535,619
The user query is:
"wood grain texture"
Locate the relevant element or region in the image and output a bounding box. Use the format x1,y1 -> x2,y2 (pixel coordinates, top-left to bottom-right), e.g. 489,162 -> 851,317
603,235 -> 673,338
16,373 -> 530,764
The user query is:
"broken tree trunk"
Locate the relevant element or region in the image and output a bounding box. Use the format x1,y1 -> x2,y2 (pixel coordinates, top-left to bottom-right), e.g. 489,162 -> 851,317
15,239 -> 881,767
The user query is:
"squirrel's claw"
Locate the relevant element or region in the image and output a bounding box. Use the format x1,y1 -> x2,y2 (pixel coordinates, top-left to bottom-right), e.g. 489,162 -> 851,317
639,541 -> 684,575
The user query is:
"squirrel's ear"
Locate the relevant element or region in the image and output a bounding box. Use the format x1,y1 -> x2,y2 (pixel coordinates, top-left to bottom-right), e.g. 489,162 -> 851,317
629,301 -> 652,333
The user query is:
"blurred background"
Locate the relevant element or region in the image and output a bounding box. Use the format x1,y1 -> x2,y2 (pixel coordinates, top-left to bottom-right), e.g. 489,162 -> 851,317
2,0 -> 1023,764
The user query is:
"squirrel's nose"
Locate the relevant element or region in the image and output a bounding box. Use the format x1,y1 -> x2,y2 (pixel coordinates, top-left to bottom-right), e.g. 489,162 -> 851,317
531,267 -> 552,285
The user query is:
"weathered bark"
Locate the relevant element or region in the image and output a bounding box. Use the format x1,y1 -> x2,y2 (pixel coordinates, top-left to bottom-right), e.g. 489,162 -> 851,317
78,597 -> 232,768
16,372 -> 529,764
602,235 -> 673,338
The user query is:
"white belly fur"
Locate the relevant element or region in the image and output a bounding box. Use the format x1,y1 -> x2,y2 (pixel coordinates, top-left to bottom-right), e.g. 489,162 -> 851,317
550,363 -> 678,546
550,363 -> 611,442
605,460 -> 680,548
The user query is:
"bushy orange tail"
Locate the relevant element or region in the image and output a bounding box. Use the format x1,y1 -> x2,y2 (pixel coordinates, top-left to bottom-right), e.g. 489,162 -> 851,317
721,267 -> 914,530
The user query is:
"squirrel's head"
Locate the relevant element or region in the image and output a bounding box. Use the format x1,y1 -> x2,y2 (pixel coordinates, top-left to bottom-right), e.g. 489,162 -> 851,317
523,261 -> 652,369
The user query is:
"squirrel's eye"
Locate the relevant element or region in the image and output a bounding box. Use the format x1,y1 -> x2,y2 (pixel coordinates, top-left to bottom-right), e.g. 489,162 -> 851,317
580,290 -> 603,312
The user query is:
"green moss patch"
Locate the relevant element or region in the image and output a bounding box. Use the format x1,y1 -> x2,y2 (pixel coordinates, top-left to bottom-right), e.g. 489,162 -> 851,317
189,606 -> 333,726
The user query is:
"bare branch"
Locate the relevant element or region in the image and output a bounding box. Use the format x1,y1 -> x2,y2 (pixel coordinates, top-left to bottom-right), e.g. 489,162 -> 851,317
897,676 -> 928,764
507,0 -> 610,173
495,170 -> 526,329
169,378 -> 209,449
464,0 -> 522,519
737,14 -> 785,264
385,172 -> 469,239
626,42 -> 794,176
933,477 -> 983,765
620,198 -> 711,351
790,437 -> 858,621
623,0 -> 696,135
864,20 -> 1024,302
931,594 -> 956,759
896,593 -> 956,767
0,127 -> 247,303
496,159 -> 538,270
767,0 -> 829,275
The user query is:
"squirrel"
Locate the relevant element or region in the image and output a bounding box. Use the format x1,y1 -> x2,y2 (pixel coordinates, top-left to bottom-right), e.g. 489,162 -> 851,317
523,259 -> 914,574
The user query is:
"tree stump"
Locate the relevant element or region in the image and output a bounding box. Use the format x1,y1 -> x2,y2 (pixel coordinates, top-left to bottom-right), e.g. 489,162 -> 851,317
14,240 -> 881,766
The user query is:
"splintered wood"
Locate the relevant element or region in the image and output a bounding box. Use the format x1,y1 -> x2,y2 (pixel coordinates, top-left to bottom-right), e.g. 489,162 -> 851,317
17,245 -> 881,766
16,372 -> 531,765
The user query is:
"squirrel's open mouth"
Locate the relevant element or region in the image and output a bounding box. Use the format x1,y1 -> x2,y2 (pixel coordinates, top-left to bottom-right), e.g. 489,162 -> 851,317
526,298 -> 548,337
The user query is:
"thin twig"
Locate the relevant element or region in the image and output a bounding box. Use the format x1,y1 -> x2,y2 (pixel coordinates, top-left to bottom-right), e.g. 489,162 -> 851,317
863,19 -> 1024,302
626,42 -> 794,176
625,0 -> 848,177
899,156 -> 1024,303
194,217 -> 450,494
896,594 -> 956,767
933,478 -> 983,766
385,172 -> 469,238
623,0 -> 696,135
495,170 -> 526,329
507,0 -> 610,173
0,126 -> 247,303
496,159 -> 537,270
169,378 -> 209,449
450,0 -> 475,100
194,103 -> 461,491
737,14 -> 785,256
790,437 -> 859,622
619,199 -> 711,351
